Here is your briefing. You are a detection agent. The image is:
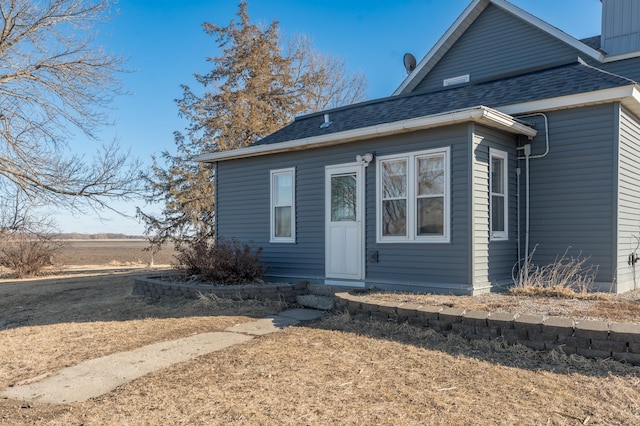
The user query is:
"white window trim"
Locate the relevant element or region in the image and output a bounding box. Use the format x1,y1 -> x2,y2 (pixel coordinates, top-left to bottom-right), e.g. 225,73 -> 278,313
489,148 -> 508,241
376,147 -> 450,244
270,167 -> 296,243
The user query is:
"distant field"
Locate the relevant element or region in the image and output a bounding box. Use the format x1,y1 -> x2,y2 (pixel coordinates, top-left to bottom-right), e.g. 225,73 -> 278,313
52,240 -> 178,266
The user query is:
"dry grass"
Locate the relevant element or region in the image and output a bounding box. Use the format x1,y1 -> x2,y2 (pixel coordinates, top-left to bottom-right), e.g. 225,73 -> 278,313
3,310 -> 640,425
1,266 -> 640,424
364,288 -> 640,324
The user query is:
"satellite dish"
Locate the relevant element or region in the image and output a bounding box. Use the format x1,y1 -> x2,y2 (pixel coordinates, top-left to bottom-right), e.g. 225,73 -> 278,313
403,53 -> 417,74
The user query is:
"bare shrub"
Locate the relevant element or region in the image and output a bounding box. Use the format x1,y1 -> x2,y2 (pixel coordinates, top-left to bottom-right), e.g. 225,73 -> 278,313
175,238 -> 267,284
0,234 -> 65,277
512,246 -> 599,294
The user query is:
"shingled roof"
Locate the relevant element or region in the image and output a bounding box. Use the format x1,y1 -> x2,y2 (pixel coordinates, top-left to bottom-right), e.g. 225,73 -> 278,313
254,60 -> 634,147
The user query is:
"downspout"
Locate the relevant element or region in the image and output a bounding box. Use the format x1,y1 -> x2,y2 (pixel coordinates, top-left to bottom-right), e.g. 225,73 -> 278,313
515,113 -> 550,283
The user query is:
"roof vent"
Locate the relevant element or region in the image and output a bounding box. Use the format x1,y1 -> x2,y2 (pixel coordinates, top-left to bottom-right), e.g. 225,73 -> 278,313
320,113 -> 333,129
443,74 -> 470,87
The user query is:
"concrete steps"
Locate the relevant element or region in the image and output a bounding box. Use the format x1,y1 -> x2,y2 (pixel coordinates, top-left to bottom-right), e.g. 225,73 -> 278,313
296,283 -> 367,310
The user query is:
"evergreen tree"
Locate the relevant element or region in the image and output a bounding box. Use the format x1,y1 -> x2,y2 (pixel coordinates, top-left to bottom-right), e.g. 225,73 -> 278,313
139,1 -> 367,249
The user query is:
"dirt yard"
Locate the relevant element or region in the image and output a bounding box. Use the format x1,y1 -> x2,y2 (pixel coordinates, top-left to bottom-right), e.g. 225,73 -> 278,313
1,268 -> 640,425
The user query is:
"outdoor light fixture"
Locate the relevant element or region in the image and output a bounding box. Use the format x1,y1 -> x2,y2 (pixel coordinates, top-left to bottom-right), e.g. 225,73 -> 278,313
356,152 -> 374,166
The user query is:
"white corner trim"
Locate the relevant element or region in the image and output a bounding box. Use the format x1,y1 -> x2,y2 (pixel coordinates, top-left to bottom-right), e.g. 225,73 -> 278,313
195,106 -> 536,163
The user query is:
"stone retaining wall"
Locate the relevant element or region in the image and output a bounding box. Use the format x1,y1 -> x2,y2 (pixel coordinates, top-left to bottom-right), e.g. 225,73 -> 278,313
133,276 -> 307,303
334,292 -> 640,365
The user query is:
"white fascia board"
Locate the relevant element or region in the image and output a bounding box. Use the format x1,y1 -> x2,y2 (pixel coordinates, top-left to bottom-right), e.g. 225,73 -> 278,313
195,106 -> 536,163
497,85 -> 639,115
393,0 -> 487,96
393,0 -> 604,96
603,50 -> 640,63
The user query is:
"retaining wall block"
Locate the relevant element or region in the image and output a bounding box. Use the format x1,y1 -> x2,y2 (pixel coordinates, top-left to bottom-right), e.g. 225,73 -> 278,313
462,310 -> 489,328
609,322 -> 640,344
612,352 -> 640,365
558,334 -> 590,350
627,341 -> 640,353
547,343 -> 577,354
346,298 -> 362,311
360,300 -> 381,312
500,328 -> 529,344
542,317 -> 575,338
370,311 -> 391,321
333,295 -> 349,310
451,323 -> 476,338
294,281 -> 309,293
396,303 -> 422,322
590,338 -> 628,353
352,309 -> 371,320
576,347 -> 612,360
474,325 -> 499,339
574,320 -> 609,341
487,312 -> 516,331
377,301 -> 400,315
522,340 -> 547,351
407,316 -> 426,327
514,314 -> 544,334
439,307 -> 465,324
528,331 -> 559,345
416,305 -> 443,322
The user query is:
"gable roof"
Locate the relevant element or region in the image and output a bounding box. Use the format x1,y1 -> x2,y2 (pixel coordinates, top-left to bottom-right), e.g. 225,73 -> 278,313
393,0 -> 605,95
197,61 -> 639,163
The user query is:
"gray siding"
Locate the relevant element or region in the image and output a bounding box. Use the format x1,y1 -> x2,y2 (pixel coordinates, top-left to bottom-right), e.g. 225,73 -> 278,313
617,106 -> 640,292
600,57 -> 640,83
217,125 -> 473,293
412,4 -> 585,93
471,125 -> 519,292
365,126 -> 471,293
524,104 -> 617,287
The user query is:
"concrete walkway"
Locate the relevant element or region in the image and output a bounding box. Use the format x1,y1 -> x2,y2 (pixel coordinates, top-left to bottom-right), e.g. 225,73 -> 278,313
2,308 -> 326,404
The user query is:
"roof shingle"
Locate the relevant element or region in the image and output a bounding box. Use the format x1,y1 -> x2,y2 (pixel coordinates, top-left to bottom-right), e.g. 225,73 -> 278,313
254,61 -> 633,147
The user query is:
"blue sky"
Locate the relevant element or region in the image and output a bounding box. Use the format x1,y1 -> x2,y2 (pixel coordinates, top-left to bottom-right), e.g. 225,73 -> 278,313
53,0 -> 603,235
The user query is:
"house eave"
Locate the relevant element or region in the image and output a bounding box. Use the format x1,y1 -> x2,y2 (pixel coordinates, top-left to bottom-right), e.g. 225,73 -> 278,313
195,106 -> 537,163
393,0 -> 604,96
497,84 -> 640,118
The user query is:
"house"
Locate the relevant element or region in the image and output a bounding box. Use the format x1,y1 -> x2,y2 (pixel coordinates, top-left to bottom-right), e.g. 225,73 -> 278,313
197,0 -> 640,295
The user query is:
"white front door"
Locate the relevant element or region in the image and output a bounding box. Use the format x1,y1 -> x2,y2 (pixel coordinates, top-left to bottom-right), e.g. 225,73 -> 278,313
325,163 -> 364,282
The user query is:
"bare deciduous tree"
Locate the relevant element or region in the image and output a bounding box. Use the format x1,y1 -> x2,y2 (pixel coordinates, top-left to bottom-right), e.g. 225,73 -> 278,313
0,0 -> 141,212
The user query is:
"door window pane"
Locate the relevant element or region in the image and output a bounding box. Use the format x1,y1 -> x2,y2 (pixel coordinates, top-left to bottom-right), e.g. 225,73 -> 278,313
331,173 -> 357,222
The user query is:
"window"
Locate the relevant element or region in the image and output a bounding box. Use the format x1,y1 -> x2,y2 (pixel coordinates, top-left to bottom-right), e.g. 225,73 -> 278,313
377,147 -> 449,243
490,149 -> 508,241
270,168 -> 295,242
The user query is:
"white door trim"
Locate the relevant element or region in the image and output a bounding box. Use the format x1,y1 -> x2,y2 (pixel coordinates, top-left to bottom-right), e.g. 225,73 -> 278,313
325,162 -> 365,283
